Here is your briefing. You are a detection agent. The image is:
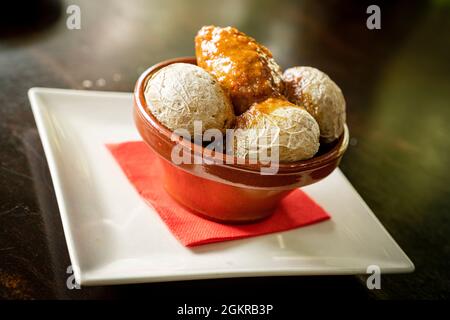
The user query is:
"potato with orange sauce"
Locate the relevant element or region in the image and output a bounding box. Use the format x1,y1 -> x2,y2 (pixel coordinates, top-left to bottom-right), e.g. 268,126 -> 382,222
195,26 -> 284,115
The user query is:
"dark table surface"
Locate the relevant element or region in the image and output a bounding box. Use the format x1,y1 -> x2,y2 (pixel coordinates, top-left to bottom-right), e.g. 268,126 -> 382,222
0,0 -> 449,300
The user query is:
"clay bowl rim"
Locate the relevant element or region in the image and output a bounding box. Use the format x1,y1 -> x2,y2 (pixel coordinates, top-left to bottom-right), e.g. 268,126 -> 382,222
134,57 -> 349,174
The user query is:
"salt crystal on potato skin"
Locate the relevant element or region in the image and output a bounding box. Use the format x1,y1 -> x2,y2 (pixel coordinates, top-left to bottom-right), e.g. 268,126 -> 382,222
283,66 -> 346,143
144,63 -> 235,136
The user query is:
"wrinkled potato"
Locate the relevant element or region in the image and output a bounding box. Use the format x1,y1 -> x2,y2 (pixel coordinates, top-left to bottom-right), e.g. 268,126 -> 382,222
234,97 -> 320,162
283,66 -> 346,143
195,26 -> 284,115
145,63 -> 235,136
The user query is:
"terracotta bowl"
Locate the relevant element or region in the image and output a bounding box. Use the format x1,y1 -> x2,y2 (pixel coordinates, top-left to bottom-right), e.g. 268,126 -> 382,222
134,57 -> 349,223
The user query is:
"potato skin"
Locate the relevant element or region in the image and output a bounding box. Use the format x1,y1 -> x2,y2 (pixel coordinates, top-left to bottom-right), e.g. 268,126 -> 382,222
195,26 -> 284,115
234,97 -> 320,162
283,66 -> 346,143
145,63 -> 235,136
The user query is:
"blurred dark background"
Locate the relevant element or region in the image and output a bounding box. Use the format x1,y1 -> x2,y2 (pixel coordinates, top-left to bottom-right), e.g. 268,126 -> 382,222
0,0 -> 449,300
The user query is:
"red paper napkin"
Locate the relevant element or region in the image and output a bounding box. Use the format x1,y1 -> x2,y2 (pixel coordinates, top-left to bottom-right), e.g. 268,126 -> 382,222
107,141 -> 330,247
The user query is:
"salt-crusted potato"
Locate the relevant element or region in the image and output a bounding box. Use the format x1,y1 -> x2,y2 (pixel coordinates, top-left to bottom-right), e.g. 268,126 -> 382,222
283,66 -> 346,143
234,97 -> 320,162
195,26 -> 284,115
145,63 -> 235,136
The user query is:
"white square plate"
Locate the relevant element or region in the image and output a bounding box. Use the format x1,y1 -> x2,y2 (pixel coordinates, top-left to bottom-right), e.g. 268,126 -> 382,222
28,87 -> 414,286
